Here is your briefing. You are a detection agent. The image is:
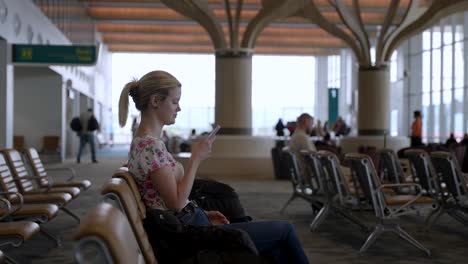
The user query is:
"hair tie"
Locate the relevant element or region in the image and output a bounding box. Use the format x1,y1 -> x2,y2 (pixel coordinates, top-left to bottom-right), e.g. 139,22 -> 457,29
129,82 -> 139,98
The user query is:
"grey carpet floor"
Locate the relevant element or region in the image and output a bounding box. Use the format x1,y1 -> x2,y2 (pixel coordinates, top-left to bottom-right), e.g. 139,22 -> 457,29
2,147 -> 468,263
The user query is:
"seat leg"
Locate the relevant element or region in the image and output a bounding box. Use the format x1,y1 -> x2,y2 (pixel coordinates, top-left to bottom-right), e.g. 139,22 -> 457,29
335,207 -> 369,232
447,210 -> 468,226
4,254 -> 19,264
40,225 -> 62,247
395,225 -> 431,256
61,207 -> 80,224
359,224 -> 384,254
310,203 -> 331,231
424,206 -> 445,232
280,194 -> 297,215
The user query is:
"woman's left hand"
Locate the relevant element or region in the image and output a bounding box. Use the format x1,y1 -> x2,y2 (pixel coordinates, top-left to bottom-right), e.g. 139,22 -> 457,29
205,210 -> 230,225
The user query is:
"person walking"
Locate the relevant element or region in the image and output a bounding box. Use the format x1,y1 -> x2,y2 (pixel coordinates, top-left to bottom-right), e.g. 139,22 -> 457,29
77,108 -> 99,163
411,110 -> 423,147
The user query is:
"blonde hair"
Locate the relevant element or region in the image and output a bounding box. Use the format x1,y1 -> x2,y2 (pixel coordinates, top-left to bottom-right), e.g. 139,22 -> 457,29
118,70 -> 181,127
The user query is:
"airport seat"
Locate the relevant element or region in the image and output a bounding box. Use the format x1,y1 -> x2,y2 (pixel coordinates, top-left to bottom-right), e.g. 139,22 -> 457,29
279,147 -> 323,214
0,153 -> 78,224
309,150 -> 368,232
429,151 -> 468,228
74,203 -> 145,264
12,136 -> 24,150
40,136 -> 60,154
379,149 -> 416,194
101,178 -> 157,264
0,197 -> 41,264
111,168 -> 146,219
345,153 -> 434,256
23,148 -> 91,191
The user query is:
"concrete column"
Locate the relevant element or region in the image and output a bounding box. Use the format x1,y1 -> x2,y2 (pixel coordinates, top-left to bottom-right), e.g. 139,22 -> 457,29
0,38 -> 13,148
357,66 -> 390,135
215,50 -> 252,135
314,56 -> 328,122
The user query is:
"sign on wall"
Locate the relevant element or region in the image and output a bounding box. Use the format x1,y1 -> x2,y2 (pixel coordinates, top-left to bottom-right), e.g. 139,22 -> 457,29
12,44 -> 97,65
328,88 -> 339,129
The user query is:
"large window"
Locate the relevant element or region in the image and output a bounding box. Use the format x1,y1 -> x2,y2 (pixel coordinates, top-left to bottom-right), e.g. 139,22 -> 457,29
406,12 -> 467,143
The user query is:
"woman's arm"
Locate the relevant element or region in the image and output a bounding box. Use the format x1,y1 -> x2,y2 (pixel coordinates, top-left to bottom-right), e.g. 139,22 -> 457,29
150,137 -> 214,211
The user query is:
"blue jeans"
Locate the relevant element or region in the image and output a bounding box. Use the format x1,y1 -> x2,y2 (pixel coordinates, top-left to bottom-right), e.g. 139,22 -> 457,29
178,207 -> 309,264
77,133 -> 96,162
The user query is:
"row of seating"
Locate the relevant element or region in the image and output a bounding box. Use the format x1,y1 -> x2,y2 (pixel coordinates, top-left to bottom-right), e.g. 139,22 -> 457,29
74,168 -> 158,263
282,147 -> 468,256
0,147 -> 92,262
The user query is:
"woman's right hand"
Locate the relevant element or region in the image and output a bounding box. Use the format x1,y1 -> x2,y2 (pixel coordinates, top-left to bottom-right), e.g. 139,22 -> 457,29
190,137 -> 215,162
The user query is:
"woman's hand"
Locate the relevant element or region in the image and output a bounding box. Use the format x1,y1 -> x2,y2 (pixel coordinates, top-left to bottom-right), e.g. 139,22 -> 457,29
205,210 -> 230,225
190,137 -> 215,163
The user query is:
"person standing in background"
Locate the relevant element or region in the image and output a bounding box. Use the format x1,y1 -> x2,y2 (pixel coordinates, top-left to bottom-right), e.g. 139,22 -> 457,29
411,110 -> 423,147
77,108 -> 99,163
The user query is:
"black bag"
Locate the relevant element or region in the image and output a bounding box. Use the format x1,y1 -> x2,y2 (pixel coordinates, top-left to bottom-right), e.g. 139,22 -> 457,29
70,117 -> 82,132
189,179 -> 251,223
143,209 -> 265,264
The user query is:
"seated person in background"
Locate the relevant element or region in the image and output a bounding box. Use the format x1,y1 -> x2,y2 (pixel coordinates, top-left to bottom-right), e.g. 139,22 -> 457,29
289,113 -> 317,189
311,119 -> 324,137
445,133 -> 458,147
461,133 -> 468,145
316,133 -> 336,147
332,116 -> 350,136
119,70 -> 309,264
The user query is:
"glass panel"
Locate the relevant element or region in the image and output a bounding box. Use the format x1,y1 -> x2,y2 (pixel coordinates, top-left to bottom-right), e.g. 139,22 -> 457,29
433,105 -> 440,142
455,24 -> 463,42
390,109 -> 398,136
443,45 -> 452,90
422,51 -> 431,92
422,93 -> 430,106
443,90 -> 452,104
390,51 -> 397,82
443,24 -> 453,45
432,92 -> 441,105
423,31 -> 431,50
432,30 -> 442,49
432,49 -> 441,92
454,42 -> 464,88
454,112 -> 463,138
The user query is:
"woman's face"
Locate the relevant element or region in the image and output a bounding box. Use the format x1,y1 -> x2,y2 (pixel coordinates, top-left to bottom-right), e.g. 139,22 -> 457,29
155,87 -> 181,125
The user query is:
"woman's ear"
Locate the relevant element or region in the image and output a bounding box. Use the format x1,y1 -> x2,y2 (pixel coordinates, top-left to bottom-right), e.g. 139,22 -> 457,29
150,95 -> 159,108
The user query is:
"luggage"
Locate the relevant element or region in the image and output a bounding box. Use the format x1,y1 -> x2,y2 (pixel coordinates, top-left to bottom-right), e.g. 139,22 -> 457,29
189,178 -> 251,223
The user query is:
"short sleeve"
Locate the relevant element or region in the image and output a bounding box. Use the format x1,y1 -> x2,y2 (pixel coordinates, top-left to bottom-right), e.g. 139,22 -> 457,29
140,139 -> 174,175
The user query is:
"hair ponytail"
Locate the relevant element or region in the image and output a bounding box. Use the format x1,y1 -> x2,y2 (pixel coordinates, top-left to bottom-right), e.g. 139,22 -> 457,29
118,79 -> 138,127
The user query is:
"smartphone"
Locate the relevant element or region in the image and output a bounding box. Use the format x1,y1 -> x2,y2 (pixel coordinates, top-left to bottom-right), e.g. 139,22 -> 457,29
208,125 -> 221,139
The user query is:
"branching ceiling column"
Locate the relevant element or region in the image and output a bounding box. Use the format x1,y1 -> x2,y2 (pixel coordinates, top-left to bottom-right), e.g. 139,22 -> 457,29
162,0 -> 308,135
299,0 -> 468,136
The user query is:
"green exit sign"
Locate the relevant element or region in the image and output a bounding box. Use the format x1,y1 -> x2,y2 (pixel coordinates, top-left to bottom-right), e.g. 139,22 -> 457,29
12,44 -> 97,65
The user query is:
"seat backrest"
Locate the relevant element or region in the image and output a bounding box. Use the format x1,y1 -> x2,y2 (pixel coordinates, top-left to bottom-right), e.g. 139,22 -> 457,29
74,203 -> 144,264
317,150 -> 358,205
281,147 -> 305,190
345,153 -> 386,218
430,151 -> 467,201
379,149 -> 406,184
112,168 -> 146,219
42,136 -> 60,152
23,148 -> 49,187
404,149 -> 441,197
300,150 -> 325,194
0,153 -> 24,199
101,178 -> 157,264
1,149 -> 37,193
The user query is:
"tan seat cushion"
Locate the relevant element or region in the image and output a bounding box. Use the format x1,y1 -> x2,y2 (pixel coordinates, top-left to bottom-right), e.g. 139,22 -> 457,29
51,180 -> 92,190
0,203 -> 59,219
10,192 -> 72,206
0,221 -> 40,240
26,186 -> 81,198
385,195 -> 434,206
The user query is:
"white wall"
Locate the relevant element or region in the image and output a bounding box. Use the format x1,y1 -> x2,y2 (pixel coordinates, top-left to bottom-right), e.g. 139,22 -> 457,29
14,67 -> 63,153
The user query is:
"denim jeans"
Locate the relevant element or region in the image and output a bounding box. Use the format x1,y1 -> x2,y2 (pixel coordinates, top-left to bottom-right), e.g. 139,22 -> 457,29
77,133 -> 96,162
177,207 -> 309,264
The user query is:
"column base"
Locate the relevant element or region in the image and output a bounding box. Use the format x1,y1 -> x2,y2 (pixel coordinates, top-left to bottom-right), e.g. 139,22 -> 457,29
339,136 -> 410,153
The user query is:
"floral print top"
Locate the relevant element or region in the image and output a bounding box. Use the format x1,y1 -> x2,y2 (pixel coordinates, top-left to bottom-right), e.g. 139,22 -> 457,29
128,135 -> 185,210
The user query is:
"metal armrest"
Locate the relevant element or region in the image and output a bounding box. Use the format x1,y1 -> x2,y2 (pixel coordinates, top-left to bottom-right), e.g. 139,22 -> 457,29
0,191 -> 24,216
44,167 -> 76,181
0,198 -> 12,221
378,183 -> 424,217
